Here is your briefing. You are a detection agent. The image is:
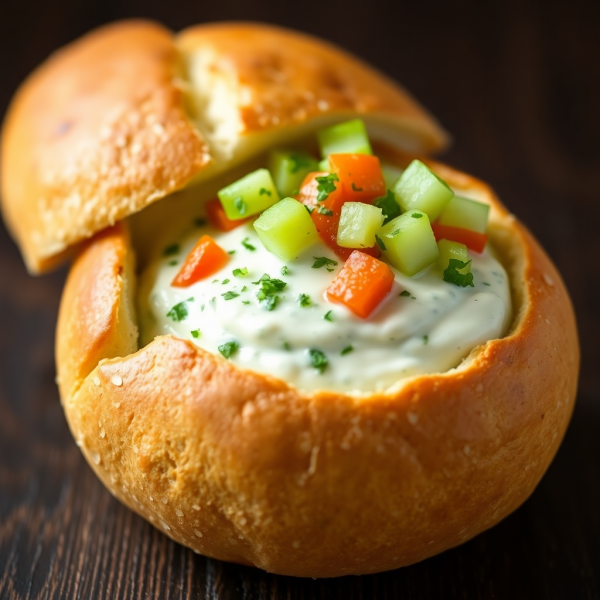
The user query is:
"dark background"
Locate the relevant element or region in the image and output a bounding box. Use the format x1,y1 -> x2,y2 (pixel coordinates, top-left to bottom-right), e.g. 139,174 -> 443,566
1,0 -> 599,598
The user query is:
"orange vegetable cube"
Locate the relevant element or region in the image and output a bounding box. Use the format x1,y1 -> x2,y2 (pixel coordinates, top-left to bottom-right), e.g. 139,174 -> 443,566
171,235 -> 229,287
329,154 -> 386,203
326,250 -> 394,318
206,198 -> 249,232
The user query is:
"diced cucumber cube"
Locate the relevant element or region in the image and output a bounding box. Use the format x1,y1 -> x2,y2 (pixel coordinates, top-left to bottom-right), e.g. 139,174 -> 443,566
381,164 -> 403,189
218,168 -> 279,220
438,195 -> 489,233
253,198 -> 318,261
337,203 -> 385,248
393,160 -> 454,221
318,119 -> 373,159
269,150 -> 319,197
318,158 -> 331,171
378,210 -> 439,276
437,239 -> 469,271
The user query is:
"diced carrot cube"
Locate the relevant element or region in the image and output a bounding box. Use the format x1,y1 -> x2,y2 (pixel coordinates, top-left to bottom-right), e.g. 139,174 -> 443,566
206,198 -> 249,232
329,154 -> 386,203
171,235 -> 229,287
326,250 -> 394,318
431,224 -> 488,253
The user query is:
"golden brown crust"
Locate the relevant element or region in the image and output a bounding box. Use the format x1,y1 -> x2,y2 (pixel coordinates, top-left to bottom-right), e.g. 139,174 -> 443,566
57,162 -> 579,577
1,20 -> 448,273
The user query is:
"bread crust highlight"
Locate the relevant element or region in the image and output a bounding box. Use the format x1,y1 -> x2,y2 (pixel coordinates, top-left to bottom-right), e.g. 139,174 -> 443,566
57,164 -> 579,577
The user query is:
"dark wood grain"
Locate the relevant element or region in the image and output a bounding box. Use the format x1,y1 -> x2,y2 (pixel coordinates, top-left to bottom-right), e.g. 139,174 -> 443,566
1,0 -> 599,598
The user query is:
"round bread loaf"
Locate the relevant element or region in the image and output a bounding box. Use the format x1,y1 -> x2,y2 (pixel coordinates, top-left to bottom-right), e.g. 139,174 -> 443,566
0,20 -> 578,578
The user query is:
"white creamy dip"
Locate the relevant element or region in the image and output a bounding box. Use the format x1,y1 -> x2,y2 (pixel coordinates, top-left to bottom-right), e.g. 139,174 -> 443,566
138,217 -> 512,393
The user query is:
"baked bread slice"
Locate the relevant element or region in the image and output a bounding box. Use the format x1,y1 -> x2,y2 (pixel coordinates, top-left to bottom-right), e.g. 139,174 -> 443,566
0,20 -> 447,273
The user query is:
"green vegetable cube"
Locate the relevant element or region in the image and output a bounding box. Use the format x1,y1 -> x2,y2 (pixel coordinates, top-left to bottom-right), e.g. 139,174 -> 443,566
269,150 -> 318,197
317,119 -> 373,159
337,203 -> 384,248
393,160 -> 454,221
381,164 -> 403,189
218,168 -> 280,220
378,210 -> 439,276
437,239 -> 470,271
253,198 -> 318,261
438,195 -> 489,233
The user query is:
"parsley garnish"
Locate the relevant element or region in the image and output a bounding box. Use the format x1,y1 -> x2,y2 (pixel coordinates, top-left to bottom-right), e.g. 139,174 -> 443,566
190,329 -> 201,339
228,250 -> 236,255
351,182 -> 363,192
283,341 -> 292,351
443,259 -> 475,287
259,187 -> 272,196
298,294 -> 312,307
254,274 -> 287,311
241,285 -> 248,292
193,217 -> 207,227
241,238 -> 256,251
218,341 -> 239,359
168,259 -> 178,266
280,266 -> 289,276
305,205 -> 314,214
411,213 -> 423,219
166,300 -> 189,322
317,206 -> 334,216
163,243 -> 179,257
312,256 -> 338,271
222,291 -> 239,300
315,173 -> 339,201
324,310 -> 333,322
309,349 -> 329,374
482,282 -> 491,286
375,234 -> 386,251
423,335 -> 429,345
373,189 -> 401,224
289,153 -> 313,173
399,290 -> 411,297
222,278 -> 230,284
233,267 -> 248,277
340,345 -> 354,356
242,300 -> 250,305
234,197 -> 247,215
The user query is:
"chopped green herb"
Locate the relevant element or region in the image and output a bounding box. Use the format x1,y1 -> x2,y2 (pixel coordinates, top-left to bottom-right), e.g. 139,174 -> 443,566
283,341 -> 292,351
255,274 -> 287,311
168,259 -> 178,266
324,310 -> 333,322
193,217 -> 207,227
375,234 -> 386,251
280,266 -> 289,276
222,278 -> 230,284
242,300 -> 250,305
228,249 -> 236,255
340,345 -> 354,356
259,187 -> 272,196
315,173 -> 339,202
317,205 -> 334,216
241,237 -> 256,251
373,189 -> 401,224
289,153 -> 314,174
222,291 -> 239,300
233,267 -> 248,277
305,205 -> 315,214
166,300 -> 189,322
234,197 -> 247,215
298,293 -> 312,307
482,282 -> 491,286
163,243 -> 180,257
399,290 -> 411,297
201,304 -> 205,311
423,335 -> 429,345
212,279 -> 219,284
218,341 -> 239,359
411,213 -> 423,219
190,329 -> 201,339
241,285 -> 248,292
312,256 -> 338,271
443,259 -> 475,287
351,182 -> 363,192
309,349 -> 329,374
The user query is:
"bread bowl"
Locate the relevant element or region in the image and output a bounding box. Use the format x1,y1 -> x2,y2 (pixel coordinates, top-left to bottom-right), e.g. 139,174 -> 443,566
0,20 -> 578,578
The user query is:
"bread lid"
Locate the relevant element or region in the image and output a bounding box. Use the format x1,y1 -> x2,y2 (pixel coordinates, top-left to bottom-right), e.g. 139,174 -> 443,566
0,20 -> 449,273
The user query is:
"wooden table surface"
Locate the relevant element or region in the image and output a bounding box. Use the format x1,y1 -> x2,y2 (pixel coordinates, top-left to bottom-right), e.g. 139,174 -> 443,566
1,1 -> 599,598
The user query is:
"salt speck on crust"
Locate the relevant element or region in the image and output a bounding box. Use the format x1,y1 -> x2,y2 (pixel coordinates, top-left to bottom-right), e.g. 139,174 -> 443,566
111,375 -> 123,387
